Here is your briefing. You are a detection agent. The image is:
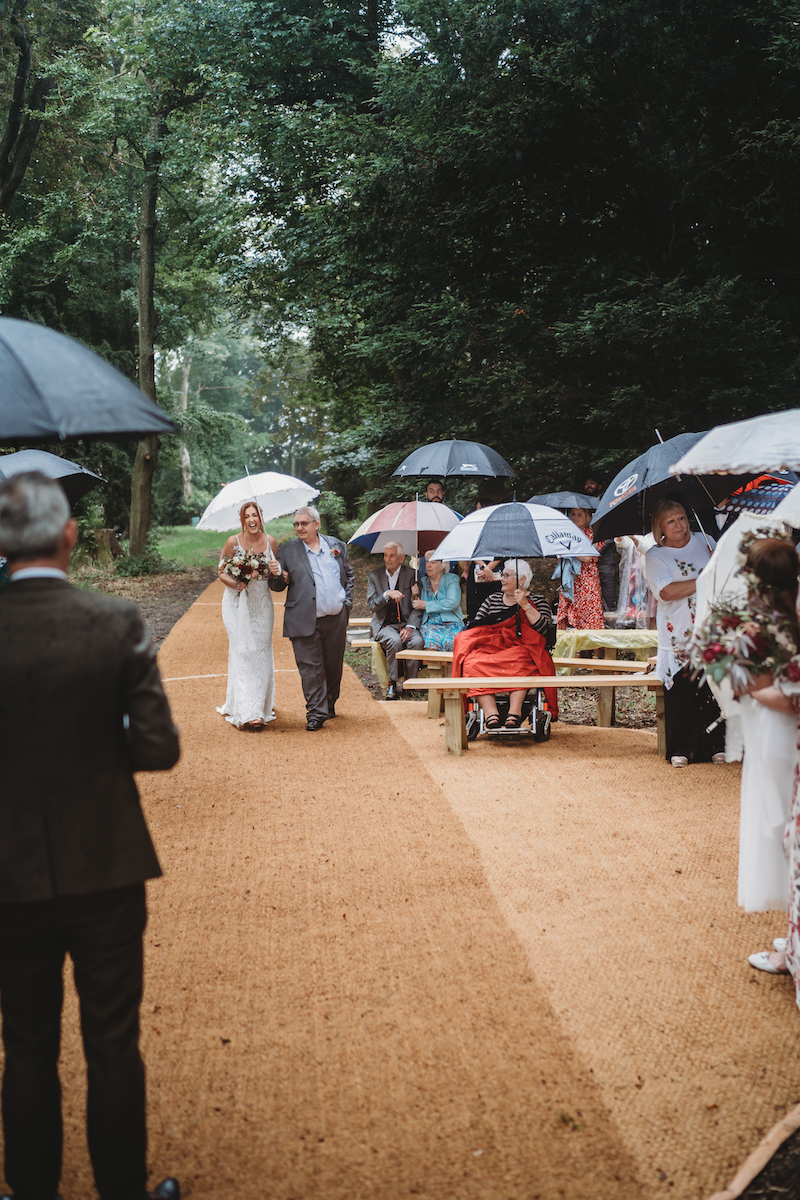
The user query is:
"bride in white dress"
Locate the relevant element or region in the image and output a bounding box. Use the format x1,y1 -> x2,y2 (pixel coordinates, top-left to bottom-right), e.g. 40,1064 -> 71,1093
217,502 -> 282,729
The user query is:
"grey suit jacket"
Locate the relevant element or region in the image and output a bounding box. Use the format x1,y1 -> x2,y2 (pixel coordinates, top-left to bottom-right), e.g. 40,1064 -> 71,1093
367,564 -> 423,638
270,536 -> 354,639
0,579 -> 180,903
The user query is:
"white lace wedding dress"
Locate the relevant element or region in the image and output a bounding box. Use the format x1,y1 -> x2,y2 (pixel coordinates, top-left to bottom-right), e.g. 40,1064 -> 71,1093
217,569 -> 276,729
738,695 -> 796,911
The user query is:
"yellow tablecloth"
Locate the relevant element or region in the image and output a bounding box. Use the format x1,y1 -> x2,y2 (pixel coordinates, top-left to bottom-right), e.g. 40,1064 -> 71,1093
554,628 -> 658,669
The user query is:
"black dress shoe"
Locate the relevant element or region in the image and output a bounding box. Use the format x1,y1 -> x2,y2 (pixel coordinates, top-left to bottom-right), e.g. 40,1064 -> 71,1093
385,682 -> 399,700
148,1179 -> 180,1200
306,717 -> 324,731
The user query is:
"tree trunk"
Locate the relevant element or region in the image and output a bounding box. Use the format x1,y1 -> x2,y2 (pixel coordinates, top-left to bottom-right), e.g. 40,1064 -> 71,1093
0,10 -> 53,214
179,356 -> 192,504
129,116 -> 167,556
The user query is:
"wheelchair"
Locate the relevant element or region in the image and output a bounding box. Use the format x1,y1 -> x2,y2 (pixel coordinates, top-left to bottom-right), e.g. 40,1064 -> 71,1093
465,686 -> 553,743
462,618 -> 557,744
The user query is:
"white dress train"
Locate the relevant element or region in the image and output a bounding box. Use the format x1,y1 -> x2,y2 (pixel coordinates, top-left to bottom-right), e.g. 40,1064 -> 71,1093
737,695 -> 796,912
217,579 -> 276,728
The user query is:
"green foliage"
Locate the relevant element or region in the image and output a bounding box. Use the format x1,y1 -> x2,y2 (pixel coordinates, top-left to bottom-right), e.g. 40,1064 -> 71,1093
114,532 -> 182,576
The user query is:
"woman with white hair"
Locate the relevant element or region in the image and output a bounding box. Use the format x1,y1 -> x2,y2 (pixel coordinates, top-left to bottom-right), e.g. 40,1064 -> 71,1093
412,551 -> 464,652
452,558 -> 558,729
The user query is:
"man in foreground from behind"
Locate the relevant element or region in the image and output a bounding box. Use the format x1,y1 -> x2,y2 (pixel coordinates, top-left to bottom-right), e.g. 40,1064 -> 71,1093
0,472 -> 181,1200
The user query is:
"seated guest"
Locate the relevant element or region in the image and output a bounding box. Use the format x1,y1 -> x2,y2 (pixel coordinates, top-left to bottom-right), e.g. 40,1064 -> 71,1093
453,559 -> 558,729
412,551 -> 463,652
367,541 -> 424,700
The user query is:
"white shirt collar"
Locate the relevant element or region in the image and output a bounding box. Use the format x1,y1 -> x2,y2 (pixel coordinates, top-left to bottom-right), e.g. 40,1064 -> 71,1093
11,567 -> 68,582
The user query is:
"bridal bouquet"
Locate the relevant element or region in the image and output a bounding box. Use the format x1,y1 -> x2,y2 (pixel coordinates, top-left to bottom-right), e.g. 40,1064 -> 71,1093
689,598 -> 800,693
219,550 -> 274,585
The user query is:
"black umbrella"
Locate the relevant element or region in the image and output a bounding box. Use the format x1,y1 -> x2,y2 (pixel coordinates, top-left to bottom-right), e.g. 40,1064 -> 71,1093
527,491 -> 598,511
392,439 -> 516,478
0,449 -> 104,506
0,318 -> 178,445
591,432 -> 755,541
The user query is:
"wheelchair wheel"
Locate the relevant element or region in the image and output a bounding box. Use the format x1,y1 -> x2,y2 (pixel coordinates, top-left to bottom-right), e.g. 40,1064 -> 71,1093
466,710 -> 480,741
533,709 -> 552,742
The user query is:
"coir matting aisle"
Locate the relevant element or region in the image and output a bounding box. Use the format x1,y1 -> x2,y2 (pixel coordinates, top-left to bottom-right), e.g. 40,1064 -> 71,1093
5,579 -> 800,1199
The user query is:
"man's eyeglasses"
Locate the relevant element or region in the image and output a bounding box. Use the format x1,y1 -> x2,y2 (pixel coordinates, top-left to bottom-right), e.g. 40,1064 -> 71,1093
293,520 -> 311,528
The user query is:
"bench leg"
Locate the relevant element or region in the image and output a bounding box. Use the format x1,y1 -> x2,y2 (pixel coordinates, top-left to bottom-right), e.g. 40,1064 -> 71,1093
597,685 -> 615,728
443,689 -> 466,756
427,666 -> 445,719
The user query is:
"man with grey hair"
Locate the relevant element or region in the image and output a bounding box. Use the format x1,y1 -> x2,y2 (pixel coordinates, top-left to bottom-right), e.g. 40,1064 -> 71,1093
366,542 -> 424,700
269,504 -> 354,730
0,471 -> 181,1200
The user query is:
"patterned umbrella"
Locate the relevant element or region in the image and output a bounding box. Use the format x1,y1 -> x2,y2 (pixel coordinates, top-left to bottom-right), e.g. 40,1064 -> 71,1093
348,500 -> 461,558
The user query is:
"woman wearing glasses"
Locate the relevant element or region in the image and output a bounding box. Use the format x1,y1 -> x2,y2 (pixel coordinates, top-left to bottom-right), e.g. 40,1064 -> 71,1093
452,559 -> 558,729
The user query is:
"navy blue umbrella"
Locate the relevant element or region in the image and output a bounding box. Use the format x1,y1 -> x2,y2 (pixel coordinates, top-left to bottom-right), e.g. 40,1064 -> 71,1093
0,318 -> 178,445
0,449 -> 104,507
591,432 -> 755,541
527,492 -> 598,511
392,439 -> 516,479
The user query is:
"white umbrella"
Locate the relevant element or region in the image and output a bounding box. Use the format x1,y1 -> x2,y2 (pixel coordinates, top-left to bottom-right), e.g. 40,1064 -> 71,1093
196,470 -> 319,531
670,409 -> 800,476
429,501 -> 598,562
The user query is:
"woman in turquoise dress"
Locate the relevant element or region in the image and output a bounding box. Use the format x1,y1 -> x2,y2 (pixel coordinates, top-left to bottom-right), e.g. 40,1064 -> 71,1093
412,552 -> 463,652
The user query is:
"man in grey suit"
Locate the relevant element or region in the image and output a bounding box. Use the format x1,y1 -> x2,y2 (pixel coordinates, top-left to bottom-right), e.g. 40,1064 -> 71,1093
0,473 -> 181,1200
367,542 -> 424,700
269,505 -> 354,730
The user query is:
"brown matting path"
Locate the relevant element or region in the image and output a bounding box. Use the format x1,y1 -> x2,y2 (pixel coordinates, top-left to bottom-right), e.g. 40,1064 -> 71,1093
5,580 -> 800,1199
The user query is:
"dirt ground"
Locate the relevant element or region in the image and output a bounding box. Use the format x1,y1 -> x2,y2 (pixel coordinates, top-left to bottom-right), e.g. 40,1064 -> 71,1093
67,559 -> 800,1199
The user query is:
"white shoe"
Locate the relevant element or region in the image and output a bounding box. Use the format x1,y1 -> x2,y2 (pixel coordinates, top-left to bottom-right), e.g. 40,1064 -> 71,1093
671,755 -> 689,767
711,752 -> 727,764
748,951 -> 790,975
774,937 -> 788,952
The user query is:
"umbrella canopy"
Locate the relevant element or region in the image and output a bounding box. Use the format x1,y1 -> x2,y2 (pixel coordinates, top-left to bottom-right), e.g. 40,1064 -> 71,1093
0,317 -> 178,444
0,449 -> 104,506
196,471 -> 319,532
527,491 -> 599,511
392,439 -> 516,479
348,500 -> 461,558
670,409 -> 800,476
716,474 -> 797,517
591,432 -> 754,541
429,501 -> 598,562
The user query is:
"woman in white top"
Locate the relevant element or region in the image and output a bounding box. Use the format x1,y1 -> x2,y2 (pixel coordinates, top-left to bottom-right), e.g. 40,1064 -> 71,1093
645,499 -> 725,765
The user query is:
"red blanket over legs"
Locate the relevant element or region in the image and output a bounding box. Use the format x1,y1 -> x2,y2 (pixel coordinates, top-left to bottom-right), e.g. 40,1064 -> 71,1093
451,616 -> 559,719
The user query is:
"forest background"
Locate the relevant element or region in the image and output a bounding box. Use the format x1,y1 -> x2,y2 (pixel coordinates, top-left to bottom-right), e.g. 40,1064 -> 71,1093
1,0 -> 799,552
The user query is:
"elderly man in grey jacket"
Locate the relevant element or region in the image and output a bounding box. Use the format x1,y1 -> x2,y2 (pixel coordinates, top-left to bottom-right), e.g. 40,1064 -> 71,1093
269,505 -> 354,730
366,542 -> 424,700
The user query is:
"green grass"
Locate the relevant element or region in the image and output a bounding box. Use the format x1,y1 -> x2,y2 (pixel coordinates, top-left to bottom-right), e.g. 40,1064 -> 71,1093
156,519 -> 296,568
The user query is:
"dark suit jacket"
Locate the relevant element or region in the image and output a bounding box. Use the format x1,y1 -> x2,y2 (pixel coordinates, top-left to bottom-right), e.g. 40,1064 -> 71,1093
269,536 -> 354,639
0,579 -> 180,903
367,564 -> 423,638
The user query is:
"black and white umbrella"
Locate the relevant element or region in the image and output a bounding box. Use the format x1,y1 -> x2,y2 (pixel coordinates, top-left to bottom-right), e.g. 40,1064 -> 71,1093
429,501 -> 598,562
392,439 -> 516,479
0,318 -> 178,444
0,449 -> 104,506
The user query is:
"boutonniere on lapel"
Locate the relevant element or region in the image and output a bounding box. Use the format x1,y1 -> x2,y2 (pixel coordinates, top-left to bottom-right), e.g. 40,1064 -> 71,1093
331,547 -> 340,557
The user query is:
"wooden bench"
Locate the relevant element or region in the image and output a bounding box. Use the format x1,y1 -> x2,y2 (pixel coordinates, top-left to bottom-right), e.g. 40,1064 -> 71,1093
407,675 -> 665,757
394,648 -> 653,723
